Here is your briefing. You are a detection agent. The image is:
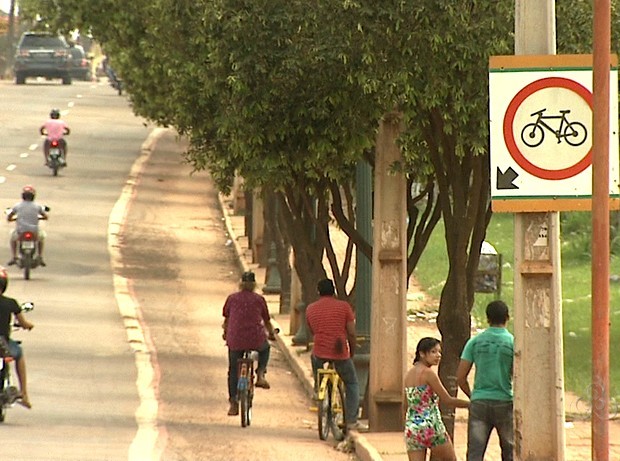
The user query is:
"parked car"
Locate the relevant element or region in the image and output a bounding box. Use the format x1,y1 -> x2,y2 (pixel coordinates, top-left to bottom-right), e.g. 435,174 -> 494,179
13,32 -> 72,85
68,45 -> 92,81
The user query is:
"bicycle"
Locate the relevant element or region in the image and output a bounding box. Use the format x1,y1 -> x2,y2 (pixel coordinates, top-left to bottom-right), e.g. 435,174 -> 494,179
316,361 -> 347,441
236,350 -> 256,428
520,108 -> 588,148
235,327 -> 279,428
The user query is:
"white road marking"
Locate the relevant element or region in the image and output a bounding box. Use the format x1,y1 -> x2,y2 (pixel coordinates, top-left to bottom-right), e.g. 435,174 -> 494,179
6,165 -> 16,172
68,101 -> 75,108
0,177 -> 6,184
20,153 -> 29,158
29,144 -> 38,151
108,127 -> 169,461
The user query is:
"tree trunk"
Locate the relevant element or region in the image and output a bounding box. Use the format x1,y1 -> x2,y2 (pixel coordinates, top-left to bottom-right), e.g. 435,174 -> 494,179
277,188 -> 327,307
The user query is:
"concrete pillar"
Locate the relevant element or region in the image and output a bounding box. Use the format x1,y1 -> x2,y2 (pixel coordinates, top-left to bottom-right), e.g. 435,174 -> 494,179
231,174 -> 246,214
513,213 -> 565,460
251,191 -> 264,266
368,113 -> 407,431
513,3 -> 565,460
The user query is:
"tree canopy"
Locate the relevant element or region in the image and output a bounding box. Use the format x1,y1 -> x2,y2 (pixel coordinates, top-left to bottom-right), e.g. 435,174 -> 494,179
17,0 -> 618,433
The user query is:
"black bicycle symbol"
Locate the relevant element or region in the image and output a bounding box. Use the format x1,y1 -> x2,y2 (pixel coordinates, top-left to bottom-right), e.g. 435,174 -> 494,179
520,108 -> 588,148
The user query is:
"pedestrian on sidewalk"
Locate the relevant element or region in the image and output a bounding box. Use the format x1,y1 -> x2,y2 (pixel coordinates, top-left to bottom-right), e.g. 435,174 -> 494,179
404,337 -> 469,461
222,271 -> 277,416
306,278 -> 361,432
456,300 -> 514,461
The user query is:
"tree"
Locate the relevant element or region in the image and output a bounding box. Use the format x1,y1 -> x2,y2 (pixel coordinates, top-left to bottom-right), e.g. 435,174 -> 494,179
21,0 -> 613,436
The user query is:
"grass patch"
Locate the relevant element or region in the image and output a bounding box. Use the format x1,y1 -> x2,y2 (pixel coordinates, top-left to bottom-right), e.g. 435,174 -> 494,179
413,212 -> 619,401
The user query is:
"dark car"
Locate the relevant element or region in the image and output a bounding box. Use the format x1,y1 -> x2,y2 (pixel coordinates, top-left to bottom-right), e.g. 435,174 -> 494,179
68,45 -> 92,81
13,32 -> 72,85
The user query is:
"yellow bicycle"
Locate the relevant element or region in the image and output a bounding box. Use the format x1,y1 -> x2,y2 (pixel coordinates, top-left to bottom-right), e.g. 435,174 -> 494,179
316,361 -> 346,441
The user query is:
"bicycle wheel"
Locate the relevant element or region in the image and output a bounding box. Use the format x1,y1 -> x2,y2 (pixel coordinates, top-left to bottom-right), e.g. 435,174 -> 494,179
330,381 -> 347,441
317,381 -> 331,440
521,123 -> 544,148
240,389 -> 251,427
564,121 -> 587,147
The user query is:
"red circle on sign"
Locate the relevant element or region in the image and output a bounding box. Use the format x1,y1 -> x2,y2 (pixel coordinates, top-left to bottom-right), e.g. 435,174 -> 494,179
503,77 -> 593,180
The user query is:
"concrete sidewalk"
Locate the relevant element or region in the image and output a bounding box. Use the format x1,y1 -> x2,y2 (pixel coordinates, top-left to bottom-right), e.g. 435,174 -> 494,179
218,192 -> 620,461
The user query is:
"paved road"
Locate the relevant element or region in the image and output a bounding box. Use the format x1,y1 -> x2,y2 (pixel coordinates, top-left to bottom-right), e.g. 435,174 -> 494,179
0,78 -> 148,459
119,130 -> 356,460
2,78 -> 355,460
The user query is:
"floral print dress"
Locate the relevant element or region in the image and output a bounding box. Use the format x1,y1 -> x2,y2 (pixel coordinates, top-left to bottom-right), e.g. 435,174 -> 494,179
404,384 -> 448,451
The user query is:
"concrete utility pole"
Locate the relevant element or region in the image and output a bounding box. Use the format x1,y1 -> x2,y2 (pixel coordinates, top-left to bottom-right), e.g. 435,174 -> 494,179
368,113 -> 407,431
513,2 -> 566,460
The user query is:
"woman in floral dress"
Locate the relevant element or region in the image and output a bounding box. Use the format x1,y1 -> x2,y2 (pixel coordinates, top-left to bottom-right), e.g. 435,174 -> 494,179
404,337 -> 470,461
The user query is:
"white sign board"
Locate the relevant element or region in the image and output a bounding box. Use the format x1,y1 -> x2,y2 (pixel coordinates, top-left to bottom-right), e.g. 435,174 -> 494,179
489,55 -> 619,212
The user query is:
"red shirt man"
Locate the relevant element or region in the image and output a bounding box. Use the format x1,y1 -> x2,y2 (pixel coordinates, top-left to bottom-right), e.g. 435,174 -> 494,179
306,278 -> 360,430
306,292 -> 355,361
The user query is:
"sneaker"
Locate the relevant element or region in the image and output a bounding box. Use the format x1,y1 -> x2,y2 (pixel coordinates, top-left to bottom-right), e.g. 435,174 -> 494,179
227,400 -> 239,416
7,258 -> 17,266
37,256 -> 46,267
255,377 -> 270,389
346,421 -> 368,433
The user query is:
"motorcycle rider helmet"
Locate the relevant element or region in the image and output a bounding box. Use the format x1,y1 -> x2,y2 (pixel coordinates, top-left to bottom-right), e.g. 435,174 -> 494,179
22,185 -> 36,201
50,109 -> 60,119
0,266 -> 7,294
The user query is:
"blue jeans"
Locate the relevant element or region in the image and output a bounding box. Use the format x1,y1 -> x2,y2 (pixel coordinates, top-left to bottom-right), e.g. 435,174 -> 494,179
467,399 -> 514,461
311,355 -> 360,425
227,341 -> 270,402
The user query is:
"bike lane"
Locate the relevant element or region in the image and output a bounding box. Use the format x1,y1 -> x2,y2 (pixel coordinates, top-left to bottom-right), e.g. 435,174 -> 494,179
113,129 -> 357,461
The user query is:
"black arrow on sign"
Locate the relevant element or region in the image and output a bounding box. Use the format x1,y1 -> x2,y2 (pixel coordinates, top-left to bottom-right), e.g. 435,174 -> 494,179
497,167 -> 519,190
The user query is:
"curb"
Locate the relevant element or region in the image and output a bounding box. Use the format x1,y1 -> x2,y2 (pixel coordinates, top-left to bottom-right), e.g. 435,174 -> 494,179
217,192 -> 382,461
217,192 -> 315,400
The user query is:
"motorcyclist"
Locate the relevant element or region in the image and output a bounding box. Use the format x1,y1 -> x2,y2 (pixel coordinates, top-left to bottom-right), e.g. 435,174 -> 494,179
40,108 -> 70,166
7,186 -> 48,267
0,267 -> 34,408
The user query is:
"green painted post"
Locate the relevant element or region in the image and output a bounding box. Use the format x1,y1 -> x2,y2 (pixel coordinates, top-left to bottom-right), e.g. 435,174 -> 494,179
354,160 -> 372,415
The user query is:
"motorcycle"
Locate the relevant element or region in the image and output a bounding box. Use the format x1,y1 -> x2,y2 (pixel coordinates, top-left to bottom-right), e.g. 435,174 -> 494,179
48,139 -> 66,176
0,302 -> 33,422
17,230 -> 40,280
6,206 -> 50,280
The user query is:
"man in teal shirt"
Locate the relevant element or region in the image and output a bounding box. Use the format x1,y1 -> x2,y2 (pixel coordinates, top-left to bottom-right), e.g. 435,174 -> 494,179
456,300 -> 514,461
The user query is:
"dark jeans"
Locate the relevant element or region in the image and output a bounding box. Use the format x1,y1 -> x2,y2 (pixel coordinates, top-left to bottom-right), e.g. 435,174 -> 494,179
467,399 -> 514,461
227,341 -> 270,402
311,355 -> 360,424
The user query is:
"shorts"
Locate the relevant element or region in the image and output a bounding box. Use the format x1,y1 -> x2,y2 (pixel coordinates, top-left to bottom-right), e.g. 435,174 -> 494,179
8,339 -> 23,361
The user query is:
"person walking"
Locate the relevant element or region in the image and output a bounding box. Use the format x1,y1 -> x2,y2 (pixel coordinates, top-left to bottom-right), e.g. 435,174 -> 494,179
456,300 -> 514,461
306,278 -> 361,432
404,337 -> 469,461
222,271 -> 277,416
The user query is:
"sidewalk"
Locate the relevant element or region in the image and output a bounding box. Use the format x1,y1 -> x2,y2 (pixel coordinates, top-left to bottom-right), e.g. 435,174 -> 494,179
218,193 -> 620,461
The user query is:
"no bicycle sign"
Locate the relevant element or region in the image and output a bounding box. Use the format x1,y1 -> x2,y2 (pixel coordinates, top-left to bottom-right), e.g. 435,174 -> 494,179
489,55 -> 620,212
